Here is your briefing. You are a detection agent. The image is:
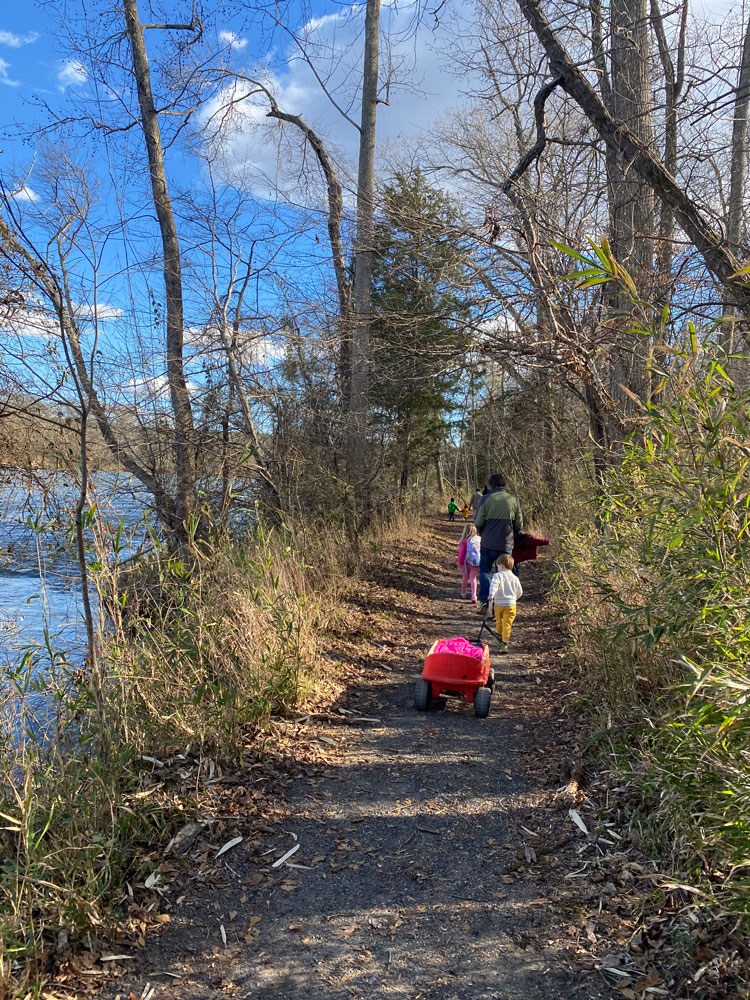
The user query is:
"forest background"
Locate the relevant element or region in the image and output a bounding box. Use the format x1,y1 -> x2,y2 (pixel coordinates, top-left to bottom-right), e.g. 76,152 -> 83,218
0,0 -> 749,993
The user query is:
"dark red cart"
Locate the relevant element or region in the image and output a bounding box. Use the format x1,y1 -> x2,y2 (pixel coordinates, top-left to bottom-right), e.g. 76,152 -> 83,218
414,639 -> 493,717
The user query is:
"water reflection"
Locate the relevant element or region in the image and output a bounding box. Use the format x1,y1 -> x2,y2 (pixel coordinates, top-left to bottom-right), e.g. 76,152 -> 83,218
0,471 -> 151,668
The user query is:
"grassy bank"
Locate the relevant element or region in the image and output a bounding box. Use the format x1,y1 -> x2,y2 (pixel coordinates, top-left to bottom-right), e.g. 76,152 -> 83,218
553,347 -> 750,934
0,510 -> 425,997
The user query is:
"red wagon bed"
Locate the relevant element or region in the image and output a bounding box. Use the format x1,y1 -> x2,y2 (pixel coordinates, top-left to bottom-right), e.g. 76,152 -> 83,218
415,639 -> 493,717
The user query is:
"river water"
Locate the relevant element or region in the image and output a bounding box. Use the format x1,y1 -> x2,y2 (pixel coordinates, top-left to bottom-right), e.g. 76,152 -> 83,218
0,471 -> 151,673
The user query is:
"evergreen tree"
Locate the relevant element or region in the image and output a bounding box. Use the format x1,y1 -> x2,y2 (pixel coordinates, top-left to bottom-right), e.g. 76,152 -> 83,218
370,171 -> 471,499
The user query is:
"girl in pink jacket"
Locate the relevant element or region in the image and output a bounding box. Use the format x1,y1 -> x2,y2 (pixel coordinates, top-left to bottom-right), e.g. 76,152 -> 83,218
457,524 -> 481,603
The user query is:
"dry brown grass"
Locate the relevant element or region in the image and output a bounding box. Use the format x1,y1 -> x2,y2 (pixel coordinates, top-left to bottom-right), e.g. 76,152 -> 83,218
0,508 -> 427,998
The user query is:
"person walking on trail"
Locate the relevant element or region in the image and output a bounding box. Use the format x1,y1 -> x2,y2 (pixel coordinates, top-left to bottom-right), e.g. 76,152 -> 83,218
474,472 -> 523,613
447,498 -> 459,522
489,554 -> 522,653
457,524 -> 481,603
470,486 -> 484,513
460,503 -> 470,521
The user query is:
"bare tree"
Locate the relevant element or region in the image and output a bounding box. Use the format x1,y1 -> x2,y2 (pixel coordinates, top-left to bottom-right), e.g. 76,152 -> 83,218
650,0 -> 688,292
348,0 -> 383,504
516,0 -> 750,316
123,0 -> 200,532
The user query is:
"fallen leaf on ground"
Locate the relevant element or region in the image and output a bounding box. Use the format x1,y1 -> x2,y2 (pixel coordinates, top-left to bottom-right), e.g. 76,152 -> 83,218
568,808 -> 589,835
272,844 -> 300,868
216,836 -> 243,858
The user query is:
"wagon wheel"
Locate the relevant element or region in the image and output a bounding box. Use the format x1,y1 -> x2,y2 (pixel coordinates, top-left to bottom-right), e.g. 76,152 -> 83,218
414,677 -> 432,711
474,686 -> 491,718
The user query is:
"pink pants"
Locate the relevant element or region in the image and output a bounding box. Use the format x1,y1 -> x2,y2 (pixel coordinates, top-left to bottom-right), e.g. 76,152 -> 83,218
461,564 -> 479,600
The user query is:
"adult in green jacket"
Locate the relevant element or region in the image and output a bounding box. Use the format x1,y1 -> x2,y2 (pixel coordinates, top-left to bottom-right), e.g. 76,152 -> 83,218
474,473 -> 523,606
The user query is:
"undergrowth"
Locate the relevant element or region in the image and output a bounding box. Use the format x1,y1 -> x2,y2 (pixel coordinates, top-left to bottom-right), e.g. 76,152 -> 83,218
0,509 -> 424,997
552,243 -> 750,930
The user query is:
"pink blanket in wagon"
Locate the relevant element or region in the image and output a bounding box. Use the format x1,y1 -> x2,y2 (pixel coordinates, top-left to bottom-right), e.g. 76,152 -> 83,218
434,637 -> 484,660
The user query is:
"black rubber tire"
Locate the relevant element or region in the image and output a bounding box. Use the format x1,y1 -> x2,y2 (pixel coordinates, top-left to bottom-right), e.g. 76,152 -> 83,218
474,686 -> 491,718
414,678 -> 432,711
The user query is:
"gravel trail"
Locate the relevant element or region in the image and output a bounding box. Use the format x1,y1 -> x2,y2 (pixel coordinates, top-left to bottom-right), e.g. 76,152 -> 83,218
104,520 -> 613,1000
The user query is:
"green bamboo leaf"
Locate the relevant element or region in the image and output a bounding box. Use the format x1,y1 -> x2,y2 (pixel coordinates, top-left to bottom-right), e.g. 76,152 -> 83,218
550,240 -> 593,264
577,276 -> 612,288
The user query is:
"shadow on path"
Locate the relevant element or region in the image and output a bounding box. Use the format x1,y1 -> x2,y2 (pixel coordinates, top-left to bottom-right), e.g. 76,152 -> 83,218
102,519 -> 613,1000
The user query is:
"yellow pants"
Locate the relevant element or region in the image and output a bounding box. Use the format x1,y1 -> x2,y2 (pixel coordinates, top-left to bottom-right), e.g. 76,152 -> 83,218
494,604 -> 517,643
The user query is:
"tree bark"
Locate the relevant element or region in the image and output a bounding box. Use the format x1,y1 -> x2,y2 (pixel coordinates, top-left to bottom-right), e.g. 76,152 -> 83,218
517,0 -> 750,317
723,13 -> 750,368
398,416 -> 412,502
727,15 -> 750,255
123,0 -> 197,531
266,107 -> 353,405
347,0 -> 382,503
608,0 -> 654,406
650,0 -> 687,287
434,449 -> 445,499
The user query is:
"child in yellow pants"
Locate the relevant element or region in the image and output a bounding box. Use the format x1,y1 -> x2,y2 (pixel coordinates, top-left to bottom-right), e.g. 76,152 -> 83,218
489,554 -> 522,654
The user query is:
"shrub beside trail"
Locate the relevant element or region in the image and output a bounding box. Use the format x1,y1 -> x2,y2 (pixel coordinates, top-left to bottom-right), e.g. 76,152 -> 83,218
557,342 -> 750,924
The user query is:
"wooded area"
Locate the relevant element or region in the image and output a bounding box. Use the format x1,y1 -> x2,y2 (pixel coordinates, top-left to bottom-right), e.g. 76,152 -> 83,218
1,0 -> 749,994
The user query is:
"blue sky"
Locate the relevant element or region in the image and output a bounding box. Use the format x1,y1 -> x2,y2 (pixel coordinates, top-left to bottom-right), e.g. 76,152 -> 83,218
0,0 -> 476,410
0,0 -> 745,411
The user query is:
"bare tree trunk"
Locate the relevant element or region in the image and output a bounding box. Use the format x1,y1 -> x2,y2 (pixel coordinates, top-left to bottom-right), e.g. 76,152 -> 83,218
650,0 -> 688,287
727,16 -> 750,255
723,13 -> 750,372
123,0 -> 197,532
347,0 -> 382,504
585,382 -> 610,486
265,106 -> 353,405
398,416 -> 412,502
608,0 -> 654,407
590,0 -> 620,255
220,384 -> 233,528
434,450 -> 445,499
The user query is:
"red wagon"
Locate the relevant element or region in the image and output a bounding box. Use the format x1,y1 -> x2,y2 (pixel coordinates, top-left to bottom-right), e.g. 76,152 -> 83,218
414,639 -> 493,718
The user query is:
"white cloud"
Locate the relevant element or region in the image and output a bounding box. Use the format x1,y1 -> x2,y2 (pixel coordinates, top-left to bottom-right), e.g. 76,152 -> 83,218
126,373 -> 198,400
127,374 -> 170,400
0,57 -> 19,87
475,316 -> 518,338
2,300 -> 122,340
74,302 -> 123,323
8,184 -> 38,202
0,29 -> 39,48
200,1 -> 471,203
218,30 -> 249,50
5,309 -> 60,340
57,60 -> 87,88
186,323 -> 287,368
248,335 -> 286,367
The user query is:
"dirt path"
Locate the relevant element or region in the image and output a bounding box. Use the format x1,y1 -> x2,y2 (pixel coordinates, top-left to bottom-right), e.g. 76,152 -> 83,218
103,521 -> 615,1000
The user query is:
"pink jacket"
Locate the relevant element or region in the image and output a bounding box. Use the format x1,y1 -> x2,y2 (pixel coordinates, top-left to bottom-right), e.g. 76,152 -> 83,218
457,537 -> 467,567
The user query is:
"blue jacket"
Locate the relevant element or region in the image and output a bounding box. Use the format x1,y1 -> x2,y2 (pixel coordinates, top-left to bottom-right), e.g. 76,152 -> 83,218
474,489 -> 523,553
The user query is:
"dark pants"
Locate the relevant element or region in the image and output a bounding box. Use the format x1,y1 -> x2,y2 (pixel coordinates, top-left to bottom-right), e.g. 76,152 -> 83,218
479,547 -> 508,604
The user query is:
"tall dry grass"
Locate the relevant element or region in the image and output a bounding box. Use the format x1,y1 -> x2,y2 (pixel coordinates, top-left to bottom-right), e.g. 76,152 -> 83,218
555,342 -> 750,921
0,508 -> 422,996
